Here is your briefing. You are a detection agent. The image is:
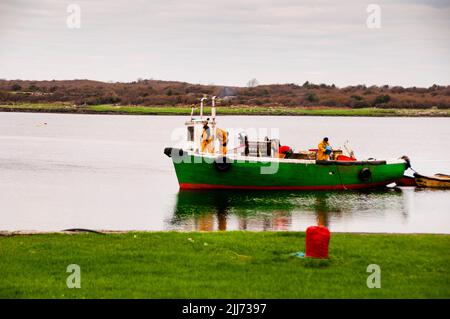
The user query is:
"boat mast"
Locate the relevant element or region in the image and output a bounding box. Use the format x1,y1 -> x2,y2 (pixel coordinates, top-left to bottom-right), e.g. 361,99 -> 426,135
211,96 -> 216,121
200,97 -> 207,120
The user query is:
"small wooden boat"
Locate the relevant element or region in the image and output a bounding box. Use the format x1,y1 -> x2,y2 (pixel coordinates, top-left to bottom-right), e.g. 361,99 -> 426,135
413,173 -> 450,188
395,175 -> 417,187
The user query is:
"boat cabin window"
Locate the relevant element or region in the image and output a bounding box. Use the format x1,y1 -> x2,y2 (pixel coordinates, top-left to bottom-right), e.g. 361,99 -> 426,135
187,126 -> 194,142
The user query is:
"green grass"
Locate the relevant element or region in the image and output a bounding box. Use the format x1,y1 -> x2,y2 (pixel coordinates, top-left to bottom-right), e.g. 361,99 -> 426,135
1,232 -> 449,298
1,103 -> 449,117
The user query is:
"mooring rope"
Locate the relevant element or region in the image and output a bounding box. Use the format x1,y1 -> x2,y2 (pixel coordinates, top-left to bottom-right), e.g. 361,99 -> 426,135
335,165 -> 347,190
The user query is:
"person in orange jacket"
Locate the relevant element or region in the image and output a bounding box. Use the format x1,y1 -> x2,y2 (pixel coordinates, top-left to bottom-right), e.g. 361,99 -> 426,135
201,119 -> 214,153
216,128 -> 228,155
317,137 -> 331,160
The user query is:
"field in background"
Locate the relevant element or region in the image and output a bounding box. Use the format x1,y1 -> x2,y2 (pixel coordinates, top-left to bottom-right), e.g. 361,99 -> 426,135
1,103 -> 449,117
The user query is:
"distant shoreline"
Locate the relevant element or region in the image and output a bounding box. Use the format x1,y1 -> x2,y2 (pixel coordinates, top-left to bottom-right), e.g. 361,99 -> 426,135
1,103 -> 449,117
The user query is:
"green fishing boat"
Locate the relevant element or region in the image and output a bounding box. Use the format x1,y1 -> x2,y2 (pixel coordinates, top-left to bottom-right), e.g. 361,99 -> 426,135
164,97 -> 409,191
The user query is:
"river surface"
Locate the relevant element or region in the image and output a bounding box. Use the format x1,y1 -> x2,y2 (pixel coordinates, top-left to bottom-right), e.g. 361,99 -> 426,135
1,112 -> 449,233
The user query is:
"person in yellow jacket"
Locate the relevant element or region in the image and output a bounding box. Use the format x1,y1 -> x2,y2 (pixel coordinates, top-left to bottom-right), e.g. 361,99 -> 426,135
216,128 -> 228,155
317,137 -> 331,160
201,119 -> 214,153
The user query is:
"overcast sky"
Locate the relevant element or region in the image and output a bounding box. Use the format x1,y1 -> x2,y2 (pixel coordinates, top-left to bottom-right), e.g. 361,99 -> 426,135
0,0 -> 449,87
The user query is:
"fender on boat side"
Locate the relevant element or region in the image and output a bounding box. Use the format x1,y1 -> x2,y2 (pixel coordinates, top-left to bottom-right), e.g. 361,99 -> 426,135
164,147 -> 185,158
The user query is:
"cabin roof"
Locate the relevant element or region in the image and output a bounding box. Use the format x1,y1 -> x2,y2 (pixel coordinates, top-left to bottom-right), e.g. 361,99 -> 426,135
185,118 -> 216,125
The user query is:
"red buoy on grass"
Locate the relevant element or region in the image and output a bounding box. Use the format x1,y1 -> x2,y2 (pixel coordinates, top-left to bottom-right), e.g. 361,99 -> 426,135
305,226 -> 330,259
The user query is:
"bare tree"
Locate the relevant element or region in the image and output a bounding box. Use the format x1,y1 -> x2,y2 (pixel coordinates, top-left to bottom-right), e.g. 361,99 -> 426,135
247,78 -> 259,88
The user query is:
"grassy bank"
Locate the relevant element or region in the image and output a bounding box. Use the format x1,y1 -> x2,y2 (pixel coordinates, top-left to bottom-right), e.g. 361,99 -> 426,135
1,103 -> 449,117
1,231 -> 449,298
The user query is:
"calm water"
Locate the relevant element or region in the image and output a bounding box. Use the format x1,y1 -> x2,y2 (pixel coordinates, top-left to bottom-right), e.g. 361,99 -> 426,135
1,112 -> 449,233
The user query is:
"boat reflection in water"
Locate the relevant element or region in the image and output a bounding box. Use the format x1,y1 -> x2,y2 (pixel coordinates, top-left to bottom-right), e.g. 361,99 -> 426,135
168,188 -> 406,231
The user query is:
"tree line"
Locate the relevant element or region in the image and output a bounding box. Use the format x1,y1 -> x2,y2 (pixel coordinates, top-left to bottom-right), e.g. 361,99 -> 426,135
0,79 -> 449,109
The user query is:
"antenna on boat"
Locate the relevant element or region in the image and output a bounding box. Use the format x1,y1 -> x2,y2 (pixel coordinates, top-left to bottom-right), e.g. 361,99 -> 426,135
211,96 -> 216,120
200,97 -> 207,119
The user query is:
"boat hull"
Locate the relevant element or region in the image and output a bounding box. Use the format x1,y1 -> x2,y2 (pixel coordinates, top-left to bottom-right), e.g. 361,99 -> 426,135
414,173 -> 450,188
395,175 -> 417,187
179,181 -> 397,190
167,149 -> 407,191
